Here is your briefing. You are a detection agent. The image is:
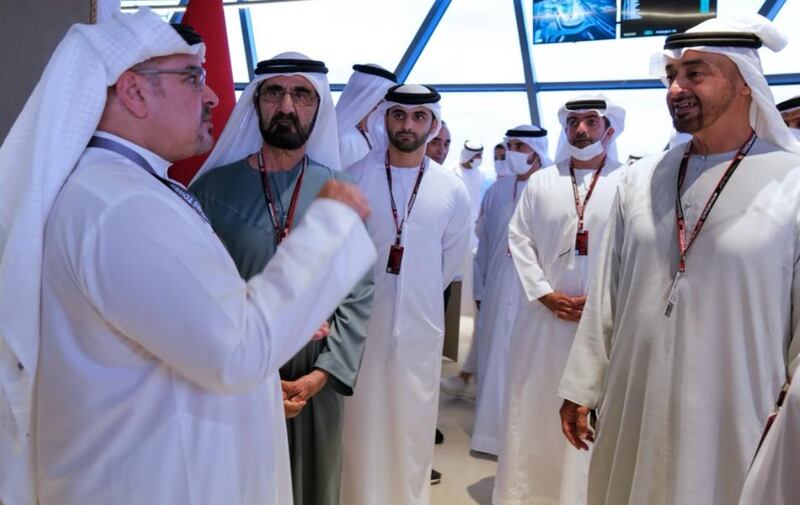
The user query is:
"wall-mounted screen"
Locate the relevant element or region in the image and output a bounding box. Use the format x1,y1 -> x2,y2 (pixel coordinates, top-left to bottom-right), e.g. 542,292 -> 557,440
620,0 -> 716,38
532,0 -> 617,44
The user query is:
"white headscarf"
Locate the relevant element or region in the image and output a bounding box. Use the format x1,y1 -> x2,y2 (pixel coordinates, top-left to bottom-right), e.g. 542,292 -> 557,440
366,84 -> 443,154
195,51 -> 340,181
504,124 -> 554,168
650,15 -> 800,156
777,96 -> 800,116
459,140 -> 484,165
335,64 -> 396,148
0,9 -> 204,503
554,93 -> 625,163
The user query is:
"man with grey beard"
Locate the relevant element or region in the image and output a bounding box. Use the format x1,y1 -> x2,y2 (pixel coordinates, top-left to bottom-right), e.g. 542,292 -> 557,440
190,54 -> 374,505
558,16 -> 800,505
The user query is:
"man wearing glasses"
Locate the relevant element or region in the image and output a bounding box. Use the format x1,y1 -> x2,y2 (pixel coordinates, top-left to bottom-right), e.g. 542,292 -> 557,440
190,53 -> 374,505
1,13 -> 375,505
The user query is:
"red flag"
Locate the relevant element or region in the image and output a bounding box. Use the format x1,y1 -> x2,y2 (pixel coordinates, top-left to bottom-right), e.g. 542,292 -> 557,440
169,0 -> 236,186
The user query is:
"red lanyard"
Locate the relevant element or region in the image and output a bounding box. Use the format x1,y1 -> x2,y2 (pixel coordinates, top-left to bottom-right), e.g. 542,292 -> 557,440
569,159 -> 604,232
385,152 -> 426,246
257,150 -> 307,245
674,133 -> 756,273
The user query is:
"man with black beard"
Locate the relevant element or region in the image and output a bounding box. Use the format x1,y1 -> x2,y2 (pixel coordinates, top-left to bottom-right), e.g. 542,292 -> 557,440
190,53 -> 374,505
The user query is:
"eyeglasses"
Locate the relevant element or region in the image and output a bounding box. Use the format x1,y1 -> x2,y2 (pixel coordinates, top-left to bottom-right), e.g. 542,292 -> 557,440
133,67 -> 206,88
257,86 -> 319,107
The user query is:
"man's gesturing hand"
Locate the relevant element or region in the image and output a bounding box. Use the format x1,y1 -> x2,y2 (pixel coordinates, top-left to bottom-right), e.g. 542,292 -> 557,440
318,180 -> 371,221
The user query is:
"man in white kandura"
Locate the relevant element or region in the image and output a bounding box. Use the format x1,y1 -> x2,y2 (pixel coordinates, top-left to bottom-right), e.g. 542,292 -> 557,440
470,125 -> 552,457
493,95 -> 626,505
336,63 -> 397,169
738,375 -> 799,505
453,139 -> 486,249
0,11 -> 375,505
559,15 -> 800,505
494,142 -> 511,179
440,139 -> 487,397
340,84 -> 471,505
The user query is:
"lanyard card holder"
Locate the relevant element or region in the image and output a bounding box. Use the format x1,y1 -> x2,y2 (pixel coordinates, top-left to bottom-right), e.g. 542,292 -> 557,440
575,230 -> 589,256
387,244 -> 404,275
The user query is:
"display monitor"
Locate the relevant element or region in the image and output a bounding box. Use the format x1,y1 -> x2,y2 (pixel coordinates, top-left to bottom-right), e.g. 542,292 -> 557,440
532,0 -> 617,44
620,0 -> 717,38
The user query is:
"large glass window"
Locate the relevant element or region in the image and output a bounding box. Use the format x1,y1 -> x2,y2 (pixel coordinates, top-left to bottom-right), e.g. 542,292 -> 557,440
407,1 -> 524,84
772,84 -> 800,105
247,0 -> 431,84
761,0 -> 800,76
225,8 -> 250,83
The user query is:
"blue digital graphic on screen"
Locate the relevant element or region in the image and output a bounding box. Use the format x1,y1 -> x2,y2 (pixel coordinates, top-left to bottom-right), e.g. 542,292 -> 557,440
532,0 -> 617,44
621,0 -> 716,38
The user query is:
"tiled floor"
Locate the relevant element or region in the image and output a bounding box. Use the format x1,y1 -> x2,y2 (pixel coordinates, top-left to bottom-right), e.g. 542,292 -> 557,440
432,315 -> 497,505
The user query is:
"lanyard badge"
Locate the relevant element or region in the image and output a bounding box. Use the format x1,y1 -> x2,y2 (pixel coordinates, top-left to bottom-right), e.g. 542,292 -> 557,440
384,152 -> 426,275
664,133 -> 756,317
387,244 -> 405,275
257,150 -> 307,245
575,230 -> 589,256
569,160 -> 604,257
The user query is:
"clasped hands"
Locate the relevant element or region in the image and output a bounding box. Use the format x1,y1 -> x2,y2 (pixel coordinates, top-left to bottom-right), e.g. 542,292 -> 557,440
538,291 -> 586,322
282,322 -> 331,419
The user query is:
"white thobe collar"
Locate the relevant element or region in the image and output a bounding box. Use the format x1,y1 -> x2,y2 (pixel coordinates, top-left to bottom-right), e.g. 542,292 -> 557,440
93,131 -> 173,180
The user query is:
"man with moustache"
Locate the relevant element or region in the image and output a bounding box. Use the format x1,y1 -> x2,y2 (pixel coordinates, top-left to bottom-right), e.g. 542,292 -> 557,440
559,16 -> 800,505
425,120 -> 451,165
190,53 -> 374,505
340,84 -> 471,505
493,96 -> 625,505
0,13 -> 375,505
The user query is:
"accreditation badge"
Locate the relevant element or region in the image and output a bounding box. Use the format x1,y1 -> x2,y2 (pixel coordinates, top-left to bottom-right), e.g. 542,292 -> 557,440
575,230 -> 589,256
386,244 -> 404,275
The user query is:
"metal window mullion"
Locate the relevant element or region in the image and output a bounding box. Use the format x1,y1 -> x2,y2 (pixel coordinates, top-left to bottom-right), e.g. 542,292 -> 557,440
393,0 -> 452,84
513,0 -> 540,124
239,7 -> 257,81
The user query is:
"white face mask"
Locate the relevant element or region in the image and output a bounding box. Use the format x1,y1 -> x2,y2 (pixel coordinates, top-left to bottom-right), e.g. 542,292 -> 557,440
467,157 -> 483,169
494,159 -> 511,178
567,136 -> 607,161
507,151 -> 534,175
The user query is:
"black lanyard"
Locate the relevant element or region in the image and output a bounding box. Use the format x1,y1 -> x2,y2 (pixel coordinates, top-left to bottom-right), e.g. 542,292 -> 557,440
87,136 -> 209,224
358,125 -> 373,150
568,159 -> 604,232
384,152 -> 426,246
674,133 -> 756,273
256,150 -> 307,245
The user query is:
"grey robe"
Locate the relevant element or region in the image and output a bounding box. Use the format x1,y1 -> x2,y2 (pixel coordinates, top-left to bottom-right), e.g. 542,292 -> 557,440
191,157 -> 374,505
